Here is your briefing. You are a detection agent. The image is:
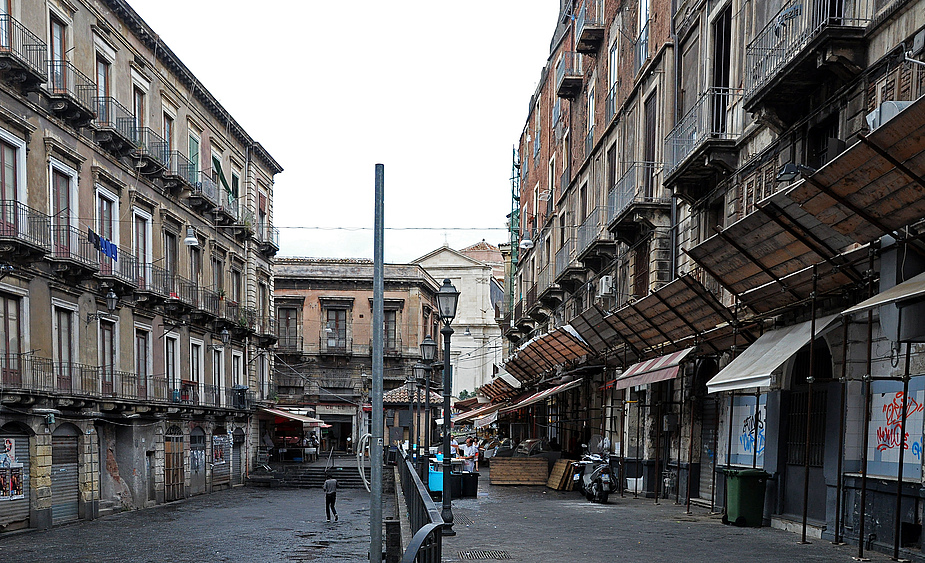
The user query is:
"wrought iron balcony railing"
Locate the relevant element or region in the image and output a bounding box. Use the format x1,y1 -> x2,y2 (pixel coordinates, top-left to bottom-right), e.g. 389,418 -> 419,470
132,127 -> 169,168
0,14 -> 47,83
665,87 -> 745,176
166,151 -> 197,185
577,206 -> 607,256
192,172 -> 220,206
0,200 -> 50,251
556,51 -> 583,98
98,245 -> 138,288
555,237 -> 576,278
634,20 -> 650,75
94,97 -> 135,141
608,162 -> 666,224
744,0 -> 871,99
47,60 -> 96,116
277,335 -> 303,352
49,224 -> 99,270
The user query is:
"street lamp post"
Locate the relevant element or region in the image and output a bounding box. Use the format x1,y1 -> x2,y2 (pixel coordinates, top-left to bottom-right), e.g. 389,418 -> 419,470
436,278 -> 460,536
405,374 -> 416,462
413,361 -> 429,477
420,335 -> 438,450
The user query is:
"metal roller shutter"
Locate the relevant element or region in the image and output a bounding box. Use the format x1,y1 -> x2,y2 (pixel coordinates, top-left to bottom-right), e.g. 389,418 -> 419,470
212,434 -> 230,485
0,433 -> 30,528
699,396 -> 718,503
232,442 -> 242,485
51,436 -> 79,525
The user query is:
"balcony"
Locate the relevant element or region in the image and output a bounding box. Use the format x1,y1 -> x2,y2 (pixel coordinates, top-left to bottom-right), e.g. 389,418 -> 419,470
96,246 -> 139,295
576,206 -> 616,271
584,125 -> 595,159
320,335 -> 352,357
665,87 -> 744,198
48,224 -> 99,277
256,315 -> 278,348
0,15 -> 47,91
190,286 -> 221,321
371,335 -> 403,357
575,0 -> 605,54
513,298 -> 534,333
556,52 -> 583,99
162,151 -> 197,195
276,335 -> 303,354
555,237 -> 585,292
536,264 -> 564,308
743,0 -> 870,122
130,127 -> 168,176
93,97 -> 135,156
606,82 -> 618,124
607,162 -> 670,244
216,189 -> 239,225
189,172 -> 220,212
0,201 -> 50,260
134,263 -> 170,305
256,224 -> 280,258
634,20 -> 650,76
46,60 -> 96,127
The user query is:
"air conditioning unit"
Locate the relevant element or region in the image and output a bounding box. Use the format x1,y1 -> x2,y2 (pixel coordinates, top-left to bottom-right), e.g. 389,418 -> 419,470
537,190 -> 551,201
597,275 -> 614,297
866,101 -> 914,132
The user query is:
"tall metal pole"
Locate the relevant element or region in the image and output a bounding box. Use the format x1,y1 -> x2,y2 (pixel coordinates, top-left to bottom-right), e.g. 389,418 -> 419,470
800,264 -> 818,544
858,248 -> 876,560
408,383 -> 415,462
893,314 -> 910,561
441,325 -> 456,535
833,319 -> 849,545
370,164 -> 384,563
425,366 -> 432,453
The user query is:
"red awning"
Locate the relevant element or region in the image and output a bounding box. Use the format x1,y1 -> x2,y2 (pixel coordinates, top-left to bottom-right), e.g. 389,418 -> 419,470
602,347 -> 696,391
500,378 -> 583,412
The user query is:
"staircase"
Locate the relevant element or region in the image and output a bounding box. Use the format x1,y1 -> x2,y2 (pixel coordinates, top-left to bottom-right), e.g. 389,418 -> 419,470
249,465 -> 371,489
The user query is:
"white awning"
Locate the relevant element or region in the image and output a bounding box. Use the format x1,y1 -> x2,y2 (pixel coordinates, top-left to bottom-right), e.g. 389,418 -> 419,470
842,271 -> 925,316
707,314 -> 841,393
500,378 -> 584,412
257,407 -> 327,426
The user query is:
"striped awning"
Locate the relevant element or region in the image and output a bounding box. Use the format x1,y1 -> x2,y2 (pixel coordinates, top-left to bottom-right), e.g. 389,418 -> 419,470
500,378 -> 584,412
603,347 -> 696,391
455,402 -> 504,424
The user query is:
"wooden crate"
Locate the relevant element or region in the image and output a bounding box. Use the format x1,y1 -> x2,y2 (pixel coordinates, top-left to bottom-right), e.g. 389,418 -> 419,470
546,459 -> 575,490
489,457 -> 549,485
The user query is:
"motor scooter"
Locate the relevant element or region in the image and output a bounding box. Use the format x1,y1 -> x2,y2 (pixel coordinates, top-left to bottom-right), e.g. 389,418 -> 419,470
571,436 -> 614,503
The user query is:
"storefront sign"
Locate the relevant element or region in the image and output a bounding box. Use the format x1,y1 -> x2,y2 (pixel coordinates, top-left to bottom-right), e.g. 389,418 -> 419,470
213,435 -> 231,465
0,439 -> 24,500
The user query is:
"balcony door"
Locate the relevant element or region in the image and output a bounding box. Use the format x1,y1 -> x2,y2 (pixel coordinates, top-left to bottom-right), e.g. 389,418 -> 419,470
0,139 -> 17,233
0,1 -> 11,51
49,17 -> 65,89
52,169 -> 70,255
711,6 -> 732,134
0,293 -> 20,385
55,307 -> 73,392
278,307 -> 297,348
326,309 -> 346,350
100,320 -> 115,396
164,231 -> 177,296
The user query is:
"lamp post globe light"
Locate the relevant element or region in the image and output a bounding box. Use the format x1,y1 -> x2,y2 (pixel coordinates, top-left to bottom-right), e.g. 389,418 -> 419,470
437,278 -> 459,536
420,335 -> 437,450
405,373 -> 416,460
413,361 -> 428,475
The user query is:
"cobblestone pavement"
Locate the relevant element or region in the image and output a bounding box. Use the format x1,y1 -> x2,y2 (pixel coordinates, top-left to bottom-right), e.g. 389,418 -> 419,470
0,472 -> 903,563
0,487 -> 372,563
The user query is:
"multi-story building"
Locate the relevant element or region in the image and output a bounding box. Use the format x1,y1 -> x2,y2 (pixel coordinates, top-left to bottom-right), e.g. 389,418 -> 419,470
495,0 -> 925,558
0,0 -> 281,531
413,242 -> 504,396
273,258 -> 440,452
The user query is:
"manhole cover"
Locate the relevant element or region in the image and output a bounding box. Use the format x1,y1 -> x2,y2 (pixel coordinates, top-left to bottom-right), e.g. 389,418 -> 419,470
458,550 -> 512,560
453,513 -> 474,526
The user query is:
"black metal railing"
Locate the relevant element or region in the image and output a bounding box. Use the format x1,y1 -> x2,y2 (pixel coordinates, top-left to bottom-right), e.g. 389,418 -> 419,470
635,20 -> 650,75
257,224 -> 280,248
0,14 -> 47,81
276,335 -> 303,352
192,172 -> 220,206
665,87 -> 744,176
98,246 -> 139,289
319,335 -> 351,354
132,127 -> 169,168
399,450 -> 443,563
0,200 -> 50,250
50,224 -> 99,270
166,151 -> 197,185
47,60 -> 96,114
94,96 -> 135,141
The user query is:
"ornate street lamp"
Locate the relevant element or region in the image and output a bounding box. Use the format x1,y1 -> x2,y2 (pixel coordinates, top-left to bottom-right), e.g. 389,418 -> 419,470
413,361 -> 428,476
436,278 -> 459,536
405,373 -> 416,460
420,335 -> 437,449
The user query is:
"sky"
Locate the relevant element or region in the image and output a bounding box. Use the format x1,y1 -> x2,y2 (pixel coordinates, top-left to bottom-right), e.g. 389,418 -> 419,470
126,1 -> 561,263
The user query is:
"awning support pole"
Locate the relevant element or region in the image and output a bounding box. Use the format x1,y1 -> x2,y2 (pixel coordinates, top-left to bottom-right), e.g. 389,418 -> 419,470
711,393 -> 720,512
800,264 -> 819,544
857,248 -> 876,561
620,391 -> 627,498
686,364 -> 696,512
752,390 -> 760,469
636,395 -> 642,499
833,319 -> 849,545
724,390 -> 734,515
893,311 -> 910,561
677,374 -> 685,505
654,391 -> 662,504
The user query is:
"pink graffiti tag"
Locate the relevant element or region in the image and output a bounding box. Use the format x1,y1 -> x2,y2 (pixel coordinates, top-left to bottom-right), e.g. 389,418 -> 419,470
876,392 -> 925,452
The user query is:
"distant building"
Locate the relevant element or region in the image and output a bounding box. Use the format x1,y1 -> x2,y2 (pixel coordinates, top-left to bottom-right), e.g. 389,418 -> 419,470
273,258 -> 440,451
414,244 -> 504,397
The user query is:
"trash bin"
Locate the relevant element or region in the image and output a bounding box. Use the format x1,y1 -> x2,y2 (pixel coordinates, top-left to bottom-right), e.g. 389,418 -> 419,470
449,472 -> 463,499
461,472 -> 479,497
723,468 -> 770,527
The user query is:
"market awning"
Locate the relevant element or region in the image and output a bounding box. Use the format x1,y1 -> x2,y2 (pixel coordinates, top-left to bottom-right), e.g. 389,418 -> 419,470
784,95 -> 925,246
842,271 -> 925,316
706,314 -> 841,393
500,378 -> 583,412
479,374 -> 519,401
686,189 -> 861,313
603,347 -> 696,391
475,410 -> 498,428
257,407 -> 327,426
571,304 -> 622,354
503,325 -> 593,384
455,402 -> 504,423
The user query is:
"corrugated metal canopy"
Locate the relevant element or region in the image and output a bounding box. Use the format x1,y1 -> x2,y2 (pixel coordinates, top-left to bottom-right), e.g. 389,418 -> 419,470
842,270 -> 925,316
257,407 -> 327,426
686,189 -> 859,307
479,376 -> 518,401
503,325 -> 593,384
500,378 -> 584,412
603,347 -> 696,390
785,95 -> 925,246
571,305 -> 620,354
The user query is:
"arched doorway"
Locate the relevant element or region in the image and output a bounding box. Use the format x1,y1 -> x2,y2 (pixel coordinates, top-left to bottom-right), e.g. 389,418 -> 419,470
51,424 -> 80,525
0,422 -> 31,530
232,428 -> 245,486
164,426 -> 185,502
189,427 -> 206,495
212,427 -> 230,488
780,338 -> 834,523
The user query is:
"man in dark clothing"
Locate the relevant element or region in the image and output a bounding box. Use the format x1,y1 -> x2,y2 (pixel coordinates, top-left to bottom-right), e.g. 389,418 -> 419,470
323,472 -> 338,521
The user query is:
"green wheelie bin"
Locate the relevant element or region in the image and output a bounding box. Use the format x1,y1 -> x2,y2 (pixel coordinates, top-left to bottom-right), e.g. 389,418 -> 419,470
723,468 -> 770,527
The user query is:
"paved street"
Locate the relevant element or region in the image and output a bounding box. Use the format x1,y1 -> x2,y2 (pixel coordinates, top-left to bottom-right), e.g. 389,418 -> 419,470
0,470 -> 900,563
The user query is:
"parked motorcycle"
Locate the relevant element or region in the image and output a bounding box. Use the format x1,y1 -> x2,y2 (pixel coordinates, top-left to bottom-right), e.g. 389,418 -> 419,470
571,436 -> 614,504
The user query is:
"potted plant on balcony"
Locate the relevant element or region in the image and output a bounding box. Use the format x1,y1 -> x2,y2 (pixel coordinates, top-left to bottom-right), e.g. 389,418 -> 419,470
217,288 -> 226,301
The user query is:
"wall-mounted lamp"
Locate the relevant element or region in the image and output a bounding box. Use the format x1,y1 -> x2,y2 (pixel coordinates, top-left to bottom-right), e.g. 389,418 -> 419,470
86,289 -> 118,324
464,327 -> 472,337
775,163 -> 817,183
0,264 -> 14,281
208,328 -> 231,351
519,236 -> 534,250
183,226 -> 199,247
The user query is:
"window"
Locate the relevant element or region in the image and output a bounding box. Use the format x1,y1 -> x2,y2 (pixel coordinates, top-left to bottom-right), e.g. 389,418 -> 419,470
52,168 -> 70,229
100,320 -> 116,393
96,56 -> 109,120
326,309 -> 347,349
278,307 -> 298,348
164,230 -> 178,282
188,132 -> 200,178
212,349 -> 224,406
231,171 -> 240,199
49,17 -> 65,89
133,86 -> 145,130
97,191 -> 114,240
0,138 -> 17,204
211,257 -> 224,294
384,310 -> 397,350
232,351 -> 242,387
54,306 -> 74,389
0,293 -> 21,384
230,269 -> 242,303
190,340 -> 202,383
257,353 -> 267,400
633,242 -> 649,298
163,113 -> 174,153
165,335 -> 178,390
258,282 -> 268,317
189,245 -> 201,286
135,328 -> 150,397
587,85 -> 595,134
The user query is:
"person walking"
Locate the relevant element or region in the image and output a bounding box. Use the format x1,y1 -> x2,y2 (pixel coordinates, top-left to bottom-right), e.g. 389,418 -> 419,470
323,472 -> 338,522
